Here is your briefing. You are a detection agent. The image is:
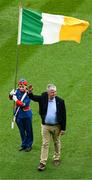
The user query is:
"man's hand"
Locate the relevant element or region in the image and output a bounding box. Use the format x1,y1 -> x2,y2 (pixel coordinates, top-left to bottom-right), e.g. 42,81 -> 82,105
60,130 -> 65,135
28,84 -> 33,93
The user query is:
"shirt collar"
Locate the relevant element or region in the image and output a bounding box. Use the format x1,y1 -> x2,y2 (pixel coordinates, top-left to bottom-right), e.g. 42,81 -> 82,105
48,97 -> 55,102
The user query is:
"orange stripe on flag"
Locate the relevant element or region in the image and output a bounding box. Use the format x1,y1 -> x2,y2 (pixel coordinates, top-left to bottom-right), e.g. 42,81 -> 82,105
59,16 -> 89,43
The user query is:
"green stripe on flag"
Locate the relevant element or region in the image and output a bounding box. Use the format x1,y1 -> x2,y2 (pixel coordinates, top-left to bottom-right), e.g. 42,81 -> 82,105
21,8 -> 43,44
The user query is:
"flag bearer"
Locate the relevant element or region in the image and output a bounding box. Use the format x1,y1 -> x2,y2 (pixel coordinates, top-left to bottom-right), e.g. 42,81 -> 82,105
9,79 -> 33,152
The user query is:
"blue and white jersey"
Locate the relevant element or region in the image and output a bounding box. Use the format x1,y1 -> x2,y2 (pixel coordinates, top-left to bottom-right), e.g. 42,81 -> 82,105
14,89 -> 32,119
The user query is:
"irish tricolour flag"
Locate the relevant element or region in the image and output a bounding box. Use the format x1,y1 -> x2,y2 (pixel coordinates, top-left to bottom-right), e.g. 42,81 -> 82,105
18,8 -> 89,45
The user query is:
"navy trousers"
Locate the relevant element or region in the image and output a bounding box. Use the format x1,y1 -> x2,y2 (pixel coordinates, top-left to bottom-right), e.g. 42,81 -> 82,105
16,115 -> 33,148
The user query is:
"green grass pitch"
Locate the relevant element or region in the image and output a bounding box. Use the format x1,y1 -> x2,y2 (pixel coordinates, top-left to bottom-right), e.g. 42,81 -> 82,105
0,0 -> 92,179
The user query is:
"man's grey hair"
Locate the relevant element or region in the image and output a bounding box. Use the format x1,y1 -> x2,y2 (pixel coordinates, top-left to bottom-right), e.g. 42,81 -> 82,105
47,84 -> 57,92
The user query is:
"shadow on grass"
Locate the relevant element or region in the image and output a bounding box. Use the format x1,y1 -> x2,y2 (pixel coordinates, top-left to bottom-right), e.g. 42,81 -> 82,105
40,0 -> 86,15
0,0 -> 14,10
22,0 -> 86,15
0,34 -> 40,84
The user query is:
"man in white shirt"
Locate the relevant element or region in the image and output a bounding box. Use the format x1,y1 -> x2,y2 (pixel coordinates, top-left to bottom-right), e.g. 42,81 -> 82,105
28,84 -> 66,171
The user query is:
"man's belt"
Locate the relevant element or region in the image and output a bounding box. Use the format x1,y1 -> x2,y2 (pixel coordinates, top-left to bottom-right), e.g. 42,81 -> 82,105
23,106 -> 30,111
45,123 -> 59,126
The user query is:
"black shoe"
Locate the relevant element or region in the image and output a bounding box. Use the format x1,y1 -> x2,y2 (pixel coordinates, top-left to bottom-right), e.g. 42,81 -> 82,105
38,163 -> 46,171
25,147 -> 32,152
53,160 -> 61,166
19,147 -> 26,151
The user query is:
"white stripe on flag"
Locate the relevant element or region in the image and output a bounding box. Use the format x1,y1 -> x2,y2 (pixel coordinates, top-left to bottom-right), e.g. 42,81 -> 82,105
41,13 -> 64,44
17,8 -> 23,45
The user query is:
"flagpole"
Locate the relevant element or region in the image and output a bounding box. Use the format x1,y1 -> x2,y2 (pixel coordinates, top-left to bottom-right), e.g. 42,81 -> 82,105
14,46 -> 19,89
14,3 -> 22,89
11,4 -> 22,129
